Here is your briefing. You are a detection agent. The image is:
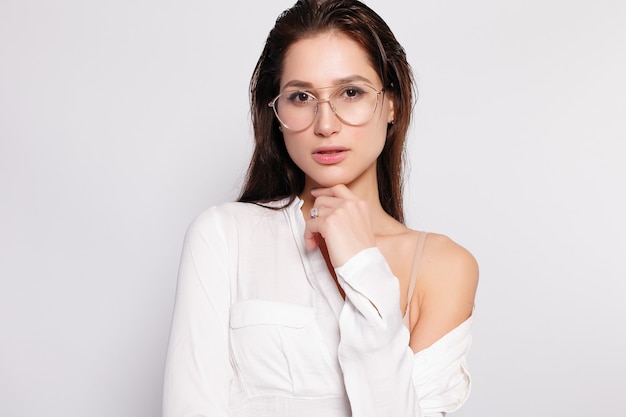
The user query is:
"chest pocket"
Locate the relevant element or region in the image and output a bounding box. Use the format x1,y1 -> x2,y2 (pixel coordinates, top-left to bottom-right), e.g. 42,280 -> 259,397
229,299 -> 343,398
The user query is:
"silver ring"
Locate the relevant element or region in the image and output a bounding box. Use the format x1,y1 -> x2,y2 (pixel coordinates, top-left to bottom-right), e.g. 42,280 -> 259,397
310,207 -> 319,219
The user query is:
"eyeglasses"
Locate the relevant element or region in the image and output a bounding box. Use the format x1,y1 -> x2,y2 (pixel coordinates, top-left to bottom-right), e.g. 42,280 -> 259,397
268,84 -> 384,131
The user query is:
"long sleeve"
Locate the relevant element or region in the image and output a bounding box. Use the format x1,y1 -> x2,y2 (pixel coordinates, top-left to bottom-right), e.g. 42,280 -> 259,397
335,247 -> 471,417
412,318 -> 472,416
162,208 -> 233,417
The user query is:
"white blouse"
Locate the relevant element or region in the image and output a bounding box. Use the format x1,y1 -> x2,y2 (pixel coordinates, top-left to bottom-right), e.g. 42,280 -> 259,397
163,197 -> 472,417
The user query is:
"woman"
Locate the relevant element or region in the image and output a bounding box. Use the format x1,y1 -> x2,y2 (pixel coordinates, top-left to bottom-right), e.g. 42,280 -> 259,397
163,1 -> 478,416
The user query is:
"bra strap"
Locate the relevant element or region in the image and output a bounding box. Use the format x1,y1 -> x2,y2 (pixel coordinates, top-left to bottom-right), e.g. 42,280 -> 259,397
405,232 -> 428,315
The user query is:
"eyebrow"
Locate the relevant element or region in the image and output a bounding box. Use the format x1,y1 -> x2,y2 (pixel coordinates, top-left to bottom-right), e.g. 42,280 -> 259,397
282,75 -> 374,90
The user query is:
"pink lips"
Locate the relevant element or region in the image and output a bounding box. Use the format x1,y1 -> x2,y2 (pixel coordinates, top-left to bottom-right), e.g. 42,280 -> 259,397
312,146 -> 349,164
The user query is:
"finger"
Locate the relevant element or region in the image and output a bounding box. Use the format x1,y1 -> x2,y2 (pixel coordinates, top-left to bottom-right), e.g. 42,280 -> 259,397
304,215 -> 321,250
310,195 -> 342,211
304,229 -> 320,250
311,184 -> 355,199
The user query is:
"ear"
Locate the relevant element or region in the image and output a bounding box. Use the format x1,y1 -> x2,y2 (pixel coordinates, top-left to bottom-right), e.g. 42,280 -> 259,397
386,93 -> 395,124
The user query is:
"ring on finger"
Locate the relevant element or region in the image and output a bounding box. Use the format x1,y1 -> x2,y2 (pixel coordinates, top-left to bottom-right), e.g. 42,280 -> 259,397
310,207 -> 319,219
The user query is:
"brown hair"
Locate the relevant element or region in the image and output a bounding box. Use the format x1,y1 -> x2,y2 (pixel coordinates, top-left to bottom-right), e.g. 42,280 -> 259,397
238,0 -> 415,223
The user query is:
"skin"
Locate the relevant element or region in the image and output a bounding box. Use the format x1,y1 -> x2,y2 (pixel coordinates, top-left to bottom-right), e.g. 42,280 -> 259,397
280,32 -> 478,353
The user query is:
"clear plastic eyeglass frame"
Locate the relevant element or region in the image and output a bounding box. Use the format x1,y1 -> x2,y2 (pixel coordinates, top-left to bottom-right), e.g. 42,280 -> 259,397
268,84 -> 384,132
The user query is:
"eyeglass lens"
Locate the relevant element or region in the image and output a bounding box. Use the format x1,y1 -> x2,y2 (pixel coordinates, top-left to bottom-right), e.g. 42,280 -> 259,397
272,84 -> 380,131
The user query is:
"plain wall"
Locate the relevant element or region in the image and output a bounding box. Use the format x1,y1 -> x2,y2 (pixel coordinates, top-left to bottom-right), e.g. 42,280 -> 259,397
1,1 -> 624,416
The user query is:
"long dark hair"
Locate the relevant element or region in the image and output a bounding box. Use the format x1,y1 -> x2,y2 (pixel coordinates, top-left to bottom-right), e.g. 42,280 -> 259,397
238,0 -> 415,223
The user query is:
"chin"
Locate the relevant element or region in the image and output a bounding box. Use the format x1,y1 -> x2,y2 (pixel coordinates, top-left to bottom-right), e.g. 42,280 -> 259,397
307,174 -> 359,189
303,164 -> 376,190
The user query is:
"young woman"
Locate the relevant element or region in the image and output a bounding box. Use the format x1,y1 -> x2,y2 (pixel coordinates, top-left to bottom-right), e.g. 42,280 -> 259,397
163,1 -> 478,416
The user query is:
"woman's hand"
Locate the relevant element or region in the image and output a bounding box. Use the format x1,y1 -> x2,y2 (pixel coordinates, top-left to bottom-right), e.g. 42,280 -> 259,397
304,185 -> 377,267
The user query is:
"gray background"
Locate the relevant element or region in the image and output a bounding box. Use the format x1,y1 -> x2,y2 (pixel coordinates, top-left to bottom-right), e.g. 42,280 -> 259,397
1,1 -> 624,416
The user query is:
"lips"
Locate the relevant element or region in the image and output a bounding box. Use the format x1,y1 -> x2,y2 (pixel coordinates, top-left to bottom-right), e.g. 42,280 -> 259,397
312,146 -> 349,164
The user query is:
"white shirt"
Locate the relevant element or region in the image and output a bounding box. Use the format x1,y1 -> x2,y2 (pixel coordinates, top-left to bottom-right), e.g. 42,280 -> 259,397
163,197 -> 472,417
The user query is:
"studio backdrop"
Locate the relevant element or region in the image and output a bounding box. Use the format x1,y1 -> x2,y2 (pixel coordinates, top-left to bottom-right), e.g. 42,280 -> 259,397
1,1 -> 624,416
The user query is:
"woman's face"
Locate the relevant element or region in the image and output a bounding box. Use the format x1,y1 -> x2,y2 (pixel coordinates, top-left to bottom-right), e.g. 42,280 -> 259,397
278,32 -> 394,191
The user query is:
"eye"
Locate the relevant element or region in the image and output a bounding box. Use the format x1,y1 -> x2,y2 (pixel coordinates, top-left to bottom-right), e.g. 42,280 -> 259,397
286,90 -> 316,105
337,85 -> 365,101
345,88 -> 359,97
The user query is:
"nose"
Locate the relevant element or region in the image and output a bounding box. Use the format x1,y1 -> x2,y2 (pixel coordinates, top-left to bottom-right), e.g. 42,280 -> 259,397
313,99 -> 341,137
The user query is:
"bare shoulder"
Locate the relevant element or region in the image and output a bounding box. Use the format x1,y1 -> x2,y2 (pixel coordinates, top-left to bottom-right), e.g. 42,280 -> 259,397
408,232 -> 479,352
421,233 -> 479,290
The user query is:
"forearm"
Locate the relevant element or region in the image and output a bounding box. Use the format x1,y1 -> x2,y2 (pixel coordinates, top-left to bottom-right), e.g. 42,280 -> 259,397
163,208 -> 233,417
336,247 -> 421,417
